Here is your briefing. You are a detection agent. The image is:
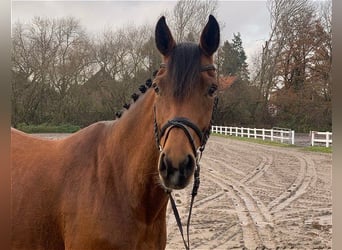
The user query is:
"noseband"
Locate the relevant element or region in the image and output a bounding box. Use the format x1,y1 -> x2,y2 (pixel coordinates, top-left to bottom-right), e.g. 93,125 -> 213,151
154,115 -> 209,157
153,63 -> 217,250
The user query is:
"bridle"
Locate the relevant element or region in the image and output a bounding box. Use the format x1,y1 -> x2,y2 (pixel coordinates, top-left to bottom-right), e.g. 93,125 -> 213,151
153,63 -> 218,250
153,111 -> 211,158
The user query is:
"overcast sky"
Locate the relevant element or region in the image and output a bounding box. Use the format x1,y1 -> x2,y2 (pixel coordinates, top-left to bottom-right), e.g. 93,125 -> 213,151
11,1 -> 271,70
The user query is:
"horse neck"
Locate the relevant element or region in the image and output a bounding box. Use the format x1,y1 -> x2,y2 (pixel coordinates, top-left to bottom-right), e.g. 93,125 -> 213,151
106,89 -> 168,223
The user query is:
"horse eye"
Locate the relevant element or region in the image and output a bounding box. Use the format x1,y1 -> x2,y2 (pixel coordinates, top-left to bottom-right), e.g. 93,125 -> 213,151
208,84 -> 218,97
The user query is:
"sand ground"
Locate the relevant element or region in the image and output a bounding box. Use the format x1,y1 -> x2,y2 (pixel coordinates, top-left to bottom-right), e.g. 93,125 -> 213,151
165,136 -> 332,250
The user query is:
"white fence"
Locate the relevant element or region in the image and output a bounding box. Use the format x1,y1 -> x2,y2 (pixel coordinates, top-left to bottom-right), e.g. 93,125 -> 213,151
310,131 -> 332,147
211,126 -> 295,145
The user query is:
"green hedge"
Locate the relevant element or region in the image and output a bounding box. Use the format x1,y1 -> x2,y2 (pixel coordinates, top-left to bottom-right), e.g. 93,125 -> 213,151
16,123 -> 81,133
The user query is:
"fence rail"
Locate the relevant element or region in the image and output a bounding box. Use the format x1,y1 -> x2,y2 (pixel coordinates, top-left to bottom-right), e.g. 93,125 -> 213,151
211,126 -> 295,145
310,131 -> 332,147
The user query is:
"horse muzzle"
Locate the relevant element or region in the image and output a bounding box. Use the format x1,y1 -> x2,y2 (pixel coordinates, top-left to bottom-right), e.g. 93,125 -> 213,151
153,113 -> 208,190
158,152 -> 195,190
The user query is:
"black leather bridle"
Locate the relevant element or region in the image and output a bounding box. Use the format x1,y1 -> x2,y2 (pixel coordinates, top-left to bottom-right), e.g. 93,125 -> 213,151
153,63 -> 218,250
154,113 -> 210,157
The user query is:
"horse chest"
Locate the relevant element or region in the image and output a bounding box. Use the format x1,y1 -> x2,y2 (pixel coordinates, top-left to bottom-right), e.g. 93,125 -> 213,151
64,219 -> 167,249
62,199 -> 167,249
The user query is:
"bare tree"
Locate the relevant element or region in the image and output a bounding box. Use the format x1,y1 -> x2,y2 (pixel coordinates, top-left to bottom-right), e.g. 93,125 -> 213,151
93,24 -> 153,80
11,17 -> 94,125
166,0 -> 218,42
93,28 -> 128,80
251,0 -> 332,131
251,0 -> 307,122
12,17 -> 59,124
12,0 -> 219,126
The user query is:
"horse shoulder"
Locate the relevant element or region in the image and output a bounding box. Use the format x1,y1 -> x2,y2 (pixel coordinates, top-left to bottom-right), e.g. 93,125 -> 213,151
11,128 -> 67,249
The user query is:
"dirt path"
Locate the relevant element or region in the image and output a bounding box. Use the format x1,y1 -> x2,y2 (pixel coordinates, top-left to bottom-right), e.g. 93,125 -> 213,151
32,133 -> 332,249
166,136 -> 332,249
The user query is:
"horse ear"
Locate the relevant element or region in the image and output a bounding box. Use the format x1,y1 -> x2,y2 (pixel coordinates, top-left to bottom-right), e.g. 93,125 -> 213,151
200,15 -> 220,56
155,16 -> 176,56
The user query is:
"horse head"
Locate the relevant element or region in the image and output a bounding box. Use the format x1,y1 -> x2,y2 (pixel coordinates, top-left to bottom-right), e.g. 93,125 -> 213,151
153,15 -> 221,190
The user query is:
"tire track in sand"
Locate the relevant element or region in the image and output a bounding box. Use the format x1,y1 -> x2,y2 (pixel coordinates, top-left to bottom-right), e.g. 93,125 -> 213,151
209,138 -> 317,215
202,157 -> 276,249
268,154 -> 317,214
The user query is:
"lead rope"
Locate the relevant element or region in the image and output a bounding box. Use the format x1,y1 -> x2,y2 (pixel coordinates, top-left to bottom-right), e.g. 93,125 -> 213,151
165,98 -> 217,249
167,151 -> 202,250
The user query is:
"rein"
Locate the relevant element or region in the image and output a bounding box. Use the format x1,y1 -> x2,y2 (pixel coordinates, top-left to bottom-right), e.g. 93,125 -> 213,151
153,63 -> 217,250
153,112 -> 205,250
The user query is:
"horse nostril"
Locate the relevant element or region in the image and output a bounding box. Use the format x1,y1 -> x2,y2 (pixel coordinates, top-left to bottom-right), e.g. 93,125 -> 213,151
159,153 -> 176,177
159,153 -> 167,177
179,155 -> 195,177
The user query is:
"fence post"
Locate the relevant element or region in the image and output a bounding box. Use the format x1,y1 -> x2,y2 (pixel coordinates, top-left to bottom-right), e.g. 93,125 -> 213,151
254,128 -> 256,139
247,128 -> 250,138
280,130 -> 283,143
262,129 -> 265,140
326,132 -> 329,147
311,131 -> 315,146
271,129 -> 274,141
291,131 -> 295,145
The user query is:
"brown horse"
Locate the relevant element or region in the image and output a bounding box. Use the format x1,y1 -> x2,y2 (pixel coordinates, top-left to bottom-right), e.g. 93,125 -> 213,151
11,15 -> 226,249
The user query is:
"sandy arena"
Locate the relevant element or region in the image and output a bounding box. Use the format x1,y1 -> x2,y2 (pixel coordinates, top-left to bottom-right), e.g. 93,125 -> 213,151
33,134 -> 332,249
166,136 -> 332,250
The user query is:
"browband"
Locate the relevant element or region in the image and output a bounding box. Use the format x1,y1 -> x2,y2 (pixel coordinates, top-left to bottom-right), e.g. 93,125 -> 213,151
160,63 -> 216,72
